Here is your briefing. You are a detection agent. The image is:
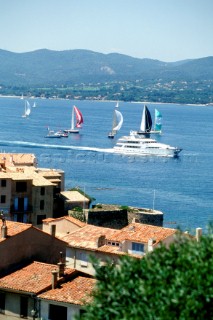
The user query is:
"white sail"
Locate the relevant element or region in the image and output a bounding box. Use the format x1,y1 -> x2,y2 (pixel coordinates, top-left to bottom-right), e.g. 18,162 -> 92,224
113,109 -> 123,131
140,106 -> 146,132
22,100 -> 31,117
25,101 -> 31,116
108,103 -> 123,138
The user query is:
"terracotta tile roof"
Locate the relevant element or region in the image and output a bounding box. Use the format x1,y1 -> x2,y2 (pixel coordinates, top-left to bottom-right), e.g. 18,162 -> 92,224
0,221 -> 32,243
96,245 -> 143,259
64,216 -> 86,227
0,261 -> 77,294
42,216 -> 86,228
0,168 -> 54,186
38,276 -> 96,305
0,153 -> 36,166
37,170 -> 61,177
108,223 -> 177,244
60,191 -> 90,202
97,244 -> 125,255
62,225 -> 117,249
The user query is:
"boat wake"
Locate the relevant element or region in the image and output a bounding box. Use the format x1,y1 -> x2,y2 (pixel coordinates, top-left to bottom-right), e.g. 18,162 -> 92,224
0,140 -> 114,153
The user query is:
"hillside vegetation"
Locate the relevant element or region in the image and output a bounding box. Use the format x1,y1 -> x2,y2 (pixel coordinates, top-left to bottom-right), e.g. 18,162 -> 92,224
0,49 -> 212,104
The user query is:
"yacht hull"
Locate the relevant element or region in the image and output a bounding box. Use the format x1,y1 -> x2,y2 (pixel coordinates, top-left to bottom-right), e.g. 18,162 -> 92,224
113,133 -> 182,158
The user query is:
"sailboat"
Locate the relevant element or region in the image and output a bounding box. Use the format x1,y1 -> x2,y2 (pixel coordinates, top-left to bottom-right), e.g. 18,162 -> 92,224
32,102 -> 36,108
108,103 -> 123,138
64,105 -> 84,133
130,105 -> 152,137
150,109 -> 162,134
22,100 -> 31,118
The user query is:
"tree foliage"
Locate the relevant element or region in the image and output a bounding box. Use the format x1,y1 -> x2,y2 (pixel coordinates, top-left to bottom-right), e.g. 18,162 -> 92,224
78,230 -> 213,320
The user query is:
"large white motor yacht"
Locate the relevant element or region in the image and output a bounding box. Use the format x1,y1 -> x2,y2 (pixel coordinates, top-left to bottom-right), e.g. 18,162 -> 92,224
113,132 -> 182,157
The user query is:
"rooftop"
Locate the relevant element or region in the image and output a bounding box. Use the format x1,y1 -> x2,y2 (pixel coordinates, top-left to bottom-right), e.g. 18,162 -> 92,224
0,154 -> 63,186
108,223 -> 177,244
61,190 -> 90,203
0,221 -> 32,243
0,261 -> 76,294
62,225 -> 117,250
0,153 -> 36,166
43,215 -> 86,228
38,276 -> 96,305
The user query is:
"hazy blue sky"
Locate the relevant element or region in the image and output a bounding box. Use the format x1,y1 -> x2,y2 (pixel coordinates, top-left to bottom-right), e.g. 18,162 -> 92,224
1,0 -> 212,61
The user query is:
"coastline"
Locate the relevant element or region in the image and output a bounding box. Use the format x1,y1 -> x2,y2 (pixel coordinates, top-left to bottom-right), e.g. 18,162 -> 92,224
0,94 -> 211,107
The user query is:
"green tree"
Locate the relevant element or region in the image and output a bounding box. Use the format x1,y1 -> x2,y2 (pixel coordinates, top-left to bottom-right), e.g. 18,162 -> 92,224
78,230 -> 213,320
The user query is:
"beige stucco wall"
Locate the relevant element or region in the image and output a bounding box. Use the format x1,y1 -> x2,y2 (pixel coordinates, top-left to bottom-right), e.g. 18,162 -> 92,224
66,247 -> 120,276
42,219 -> 82,237
156,234 -> 176,248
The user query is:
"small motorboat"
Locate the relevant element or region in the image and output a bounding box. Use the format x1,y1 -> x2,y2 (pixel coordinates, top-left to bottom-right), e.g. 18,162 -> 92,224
45,126 -> 69,138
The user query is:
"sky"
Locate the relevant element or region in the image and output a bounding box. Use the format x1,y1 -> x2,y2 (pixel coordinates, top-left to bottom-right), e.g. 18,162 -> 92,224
0,0 -> 213,62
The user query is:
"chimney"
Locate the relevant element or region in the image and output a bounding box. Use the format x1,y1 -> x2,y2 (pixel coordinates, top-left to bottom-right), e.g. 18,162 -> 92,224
50,224 -> 56,237
51,270 -> 58,289
196,228 -> 202,242
129,225 -> 135,231
1,225 -> 7,239
148,238 -> 154,252
57,252 -> 65,277
1,213 -> 7,239
96,235 -> 106,248
57,262 -> 65,277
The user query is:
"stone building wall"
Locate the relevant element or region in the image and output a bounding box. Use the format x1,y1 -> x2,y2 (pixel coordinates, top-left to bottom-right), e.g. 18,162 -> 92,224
86,204 -> 164,229
127,207 -> 163,227
86,204 -> 128,229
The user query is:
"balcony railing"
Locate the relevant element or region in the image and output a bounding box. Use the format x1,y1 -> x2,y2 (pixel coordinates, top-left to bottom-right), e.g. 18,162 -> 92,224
10,205 -> 33,215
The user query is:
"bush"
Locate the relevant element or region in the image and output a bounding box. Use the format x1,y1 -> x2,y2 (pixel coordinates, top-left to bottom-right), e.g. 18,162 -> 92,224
77,229 -> 213,320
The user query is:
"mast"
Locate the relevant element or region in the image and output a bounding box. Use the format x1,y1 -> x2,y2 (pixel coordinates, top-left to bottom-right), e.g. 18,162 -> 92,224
71,106 -> 75,130
111,109 -> 117,133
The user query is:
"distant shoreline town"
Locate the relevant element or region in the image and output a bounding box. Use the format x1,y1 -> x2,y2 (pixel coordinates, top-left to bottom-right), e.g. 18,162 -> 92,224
0,94 -> 212,107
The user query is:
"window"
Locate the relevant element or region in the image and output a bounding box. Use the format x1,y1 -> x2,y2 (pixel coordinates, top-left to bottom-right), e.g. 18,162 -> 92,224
49,304 -> 67,320
37,214 -> 46,225
80,252 -> 88,267
0,195 -> 6,203
1,180 -> 6,187
40,187 -> 45,196
132,242 -> 144,255
20,296 -> 28,318
0,292 -> 5,314
16,181 -> 27,193
107,241 -> 119,246
80,309 -> 86,316
40,200 -> 44,210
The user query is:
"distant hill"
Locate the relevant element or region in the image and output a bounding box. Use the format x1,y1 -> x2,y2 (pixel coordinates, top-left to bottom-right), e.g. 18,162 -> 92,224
0,49 -> 212,87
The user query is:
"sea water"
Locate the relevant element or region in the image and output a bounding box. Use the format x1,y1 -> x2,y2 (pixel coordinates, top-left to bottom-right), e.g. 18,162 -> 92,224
0,97 -> 212,233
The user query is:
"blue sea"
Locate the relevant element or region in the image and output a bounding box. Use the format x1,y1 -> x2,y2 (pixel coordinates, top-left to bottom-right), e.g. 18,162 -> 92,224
0,97 -> 212,233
